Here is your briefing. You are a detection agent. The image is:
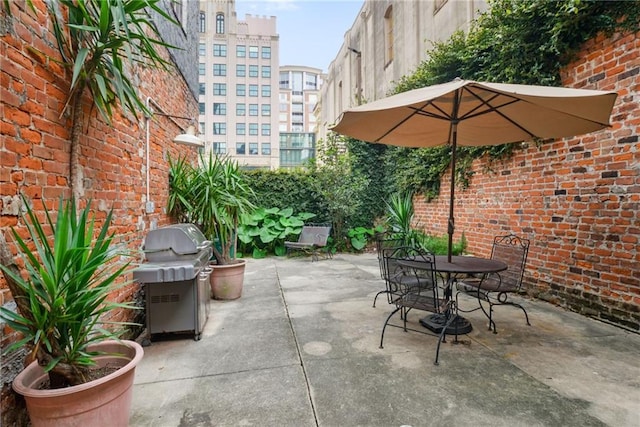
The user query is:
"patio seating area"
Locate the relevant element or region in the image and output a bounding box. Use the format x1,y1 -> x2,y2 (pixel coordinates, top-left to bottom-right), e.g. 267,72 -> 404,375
131,253 -> 640,426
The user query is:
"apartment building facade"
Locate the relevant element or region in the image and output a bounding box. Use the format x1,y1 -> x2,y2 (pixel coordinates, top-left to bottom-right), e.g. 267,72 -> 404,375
198,0 -> 323,169
278,65 -> 324,168
317,0 -> 488,141
198,0 -> 280,169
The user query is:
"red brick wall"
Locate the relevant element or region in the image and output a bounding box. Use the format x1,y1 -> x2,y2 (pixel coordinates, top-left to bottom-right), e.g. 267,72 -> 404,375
414,31 -> 640,331
1,2 -> 199,422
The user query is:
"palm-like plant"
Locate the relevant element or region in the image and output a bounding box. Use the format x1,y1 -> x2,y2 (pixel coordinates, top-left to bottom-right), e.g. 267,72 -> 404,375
46,0 -> 178,197
0,197 -> 135,388
385,192 -> 415,237
168,152 -> 256,265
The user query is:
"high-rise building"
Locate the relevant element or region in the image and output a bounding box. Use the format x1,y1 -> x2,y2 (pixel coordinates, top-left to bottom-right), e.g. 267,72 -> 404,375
198,0 -> 280,169
278,66 -> 324,168
198,0 -> 322,169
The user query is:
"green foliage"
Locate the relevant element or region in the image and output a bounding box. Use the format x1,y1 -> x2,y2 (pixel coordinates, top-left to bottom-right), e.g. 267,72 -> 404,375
413,232 -> 468,256
309,133 -> 370,250
345,138 -> 390,227
168,152 -> 256,265
0,196 -> 135,388
47,0 -> 177,123
385,192 -> 416,236
238,207 -> 316,258
244,169 -> 329,221
347,225 -> 385,251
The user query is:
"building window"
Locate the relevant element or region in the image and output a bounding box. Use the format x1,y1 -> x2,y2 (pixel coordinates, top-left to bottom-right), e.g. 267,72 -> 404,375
213,44 -> 227,57
213,64 -> 227,76
213,142 -> 226,154
236,64 -> 246,77
292,103 -> 303,113
199,122 -> 205,134
261,143 -> 271,155
199,83 -> 205,95
305,73 -> 317,90
249,84 -> 259,97
236,84 -> 246,96
249,65 -> 259,77
198,43 -> 205,56
198,102 -> 205,114
384,6 -> 394,65
198,63 -> 205,75
213,83 -> 226,96
261,46 -> 271,59
261,123 -> 271,136
236,123 -> 246,135
236,142 -> 246,155
213,103 -> 226,115
249,143 -> 258,155
262,66 -> 271,78
261,104 -> 271,116
236,103 -> 246,116
279,71 -> 290,89
248,46 -> 259,58
249,104 -> 258,116
216,13 -> 225,34
213,123 -> 226,135
199,11 -> 205,33
249,123 -> 258,136
261,85 -> 271,97
236,45 -> 246,57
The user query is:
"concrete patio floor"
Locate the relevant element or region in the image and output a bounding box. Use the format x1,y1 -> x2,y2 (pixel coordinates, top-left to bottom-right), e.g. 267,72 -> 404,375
130,253 -> 640,427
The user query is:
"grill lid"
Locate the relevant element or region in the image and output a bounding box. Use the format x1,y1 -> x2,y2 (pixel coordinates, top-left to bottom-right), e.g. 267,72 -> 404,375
143,224 -> 211,262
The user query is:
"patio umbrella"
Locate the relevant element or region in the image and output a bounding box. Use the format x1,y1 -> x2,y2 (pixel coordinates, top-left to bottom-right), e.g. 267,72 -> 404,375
330,79 -> 617,261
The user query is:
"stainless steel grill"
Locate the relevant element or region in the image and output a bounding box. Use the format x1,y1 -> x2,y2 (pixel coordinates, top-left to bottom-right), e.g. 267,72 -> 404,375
133,224 -> 212,341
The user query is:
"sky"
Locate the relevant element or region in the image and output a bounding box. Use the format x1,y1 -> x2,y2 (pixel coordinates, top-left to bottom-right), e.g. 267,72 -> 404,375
235,0 -> 364,72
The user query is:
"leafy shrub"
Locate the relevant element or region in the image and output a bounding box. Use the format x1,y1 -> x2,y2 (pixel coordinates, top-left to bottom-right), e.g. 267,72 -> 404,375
238,207 -> 316,258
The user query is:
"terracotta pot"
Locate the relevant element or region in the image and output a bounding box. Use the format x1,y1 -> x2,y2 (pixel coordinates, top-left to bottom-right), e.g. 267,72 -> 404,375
210,259 -> 246,300
12,340 -> 143,427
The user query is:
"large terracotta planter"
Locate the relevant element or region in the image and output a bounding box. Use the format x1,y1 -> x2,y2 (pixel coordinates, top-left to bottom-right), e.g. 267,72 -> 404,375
12,340 -> 143,427
210,259 -> 246,300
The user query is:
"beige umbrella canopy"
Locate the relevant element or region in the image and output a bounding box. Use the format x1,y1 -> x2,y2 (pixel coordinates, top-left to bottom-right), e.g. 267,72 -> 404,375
330,79 -> 617,260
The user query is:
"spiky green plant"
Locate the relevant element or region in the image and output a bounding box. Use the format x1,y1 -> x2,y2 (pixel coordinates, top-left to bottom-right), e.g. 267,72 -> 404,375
385,192 -> 415,236
0,196 -> 135,388
45,0 -> 178,197
167,152 -> 256,265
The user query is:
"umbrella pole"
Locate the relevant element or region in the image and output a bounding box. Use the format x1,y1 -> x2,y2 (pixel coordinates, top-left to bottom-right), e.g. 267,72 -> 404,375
447,121 -> 458,263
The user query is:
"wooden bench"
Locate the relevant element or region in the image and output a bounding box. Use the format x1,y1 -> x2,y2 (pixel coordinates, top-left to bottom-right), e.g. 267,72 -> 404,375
284,224 -> 332,261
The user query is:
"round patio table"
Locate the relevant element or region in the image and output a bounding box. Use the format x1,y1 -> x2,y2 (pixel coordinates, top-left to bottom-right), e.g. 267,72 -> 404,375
398,255 -> 507,334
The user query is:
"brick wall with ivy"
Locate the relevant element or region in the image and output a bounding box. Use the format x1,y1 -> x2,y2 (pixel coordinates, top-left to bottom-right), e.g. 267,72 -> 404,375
0,2 -> 199,423
414,31 -> 639,331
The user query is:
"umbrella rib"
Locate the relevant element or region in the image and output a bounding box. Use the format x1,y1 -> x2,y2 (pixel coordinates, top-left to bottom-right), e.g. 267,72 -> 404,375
459,89 -> 537,138
376,100 -> 448,141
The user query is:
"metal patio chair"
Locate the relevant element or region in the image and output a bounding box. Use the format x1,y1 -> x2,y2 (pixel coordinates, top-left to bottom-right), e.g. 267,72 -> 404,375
373,235 -> 405,307
456,234 -> 531,333
379,246 -> 457,365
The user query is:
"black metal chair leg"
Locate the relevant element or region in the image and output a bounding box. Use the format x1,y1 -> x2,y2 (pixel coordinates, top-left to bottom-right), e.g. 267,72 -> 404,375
379,307 -> 402,349
372,290 -> 388,308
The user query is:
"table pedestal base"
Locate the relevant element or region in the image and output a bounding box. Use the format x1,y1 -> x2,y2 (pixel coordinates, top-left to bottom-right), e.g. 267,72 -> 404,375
420,314 -> 473,335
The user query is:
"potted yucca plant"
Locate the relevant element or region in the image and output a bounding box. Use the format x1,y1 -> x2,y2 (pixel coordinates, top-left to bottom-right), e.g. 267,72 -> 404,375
0,196 -> 142,426
168,151 -> 256,299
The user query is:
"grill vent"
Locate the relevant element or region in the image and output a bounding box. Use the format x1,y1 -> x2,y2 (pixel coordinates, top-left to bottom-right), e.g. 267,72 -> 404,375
151,294 -> 181,304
